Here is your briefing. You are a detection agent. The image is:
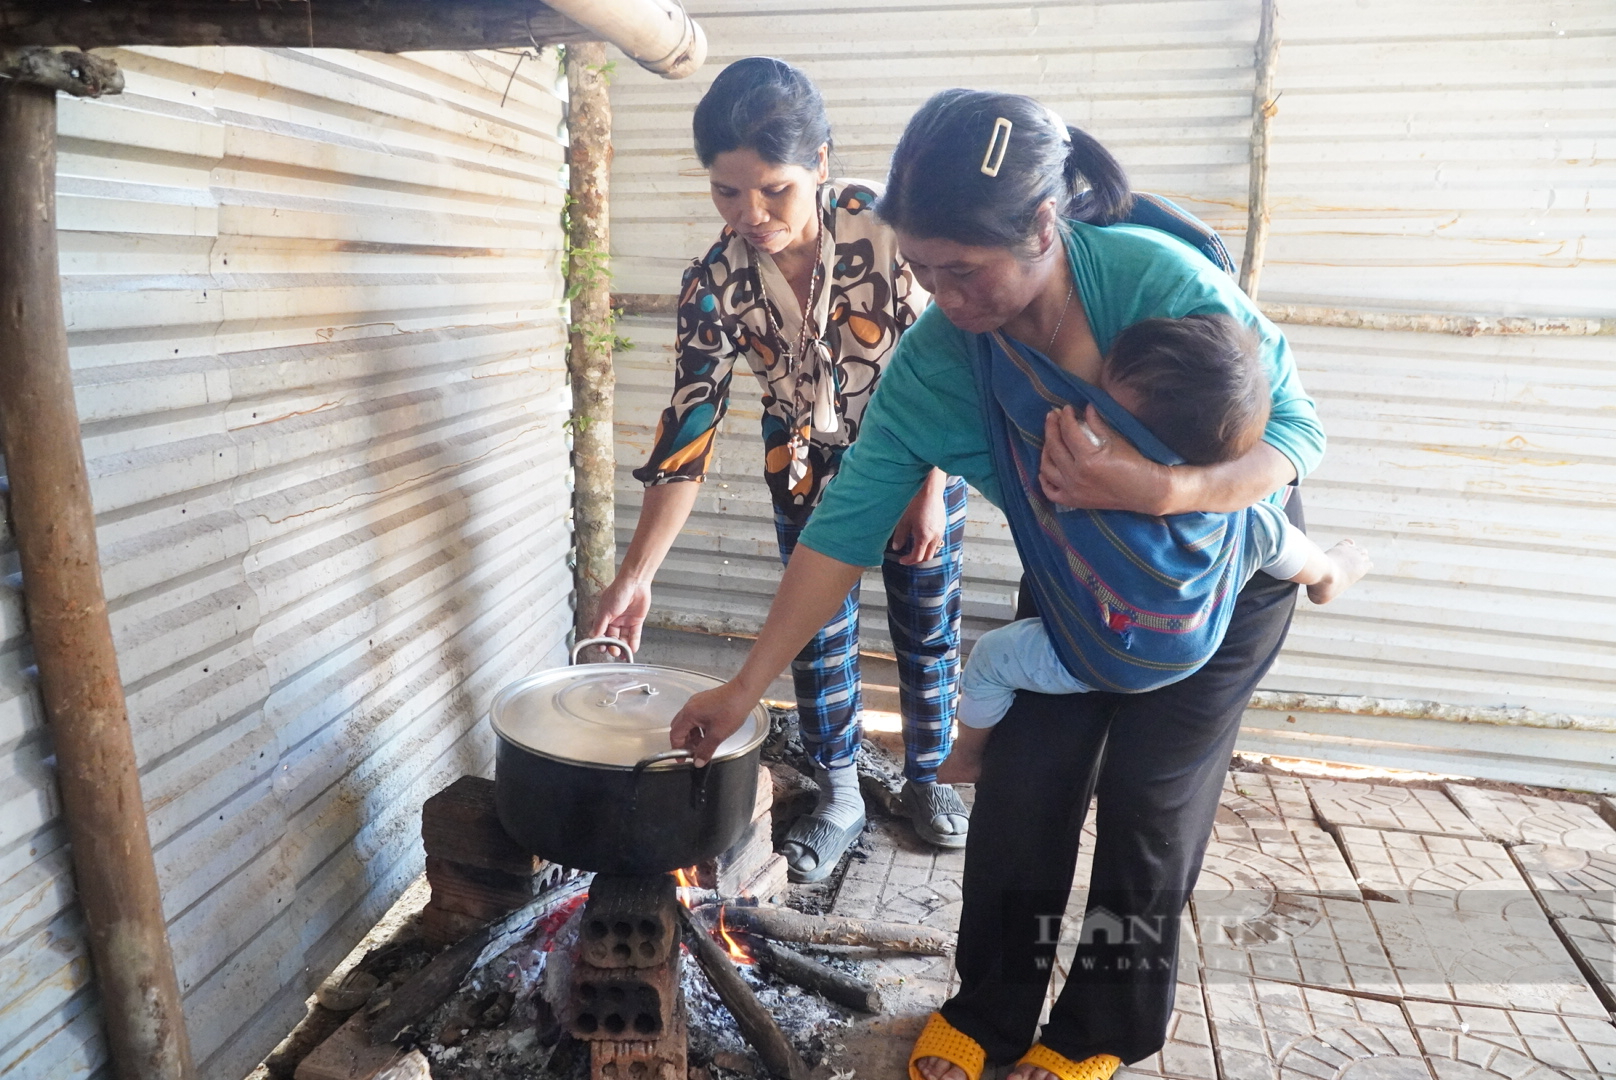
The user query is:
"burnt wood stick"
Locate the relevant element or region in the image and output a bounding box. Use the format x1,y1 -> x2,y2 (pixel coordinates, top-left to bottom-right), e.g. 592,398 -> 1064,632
717,904 -> 955,956
371,877 -> 587,1044
678,906 -> 812,1080
746,936 -> 881,1013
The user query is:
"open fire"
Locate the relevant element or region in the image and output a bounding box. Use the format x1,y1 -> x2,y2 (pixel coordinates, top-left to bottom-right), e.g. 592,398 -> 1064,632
283,762 -> 953,1080
715,908 -> 752,965
674,864 -> 755,964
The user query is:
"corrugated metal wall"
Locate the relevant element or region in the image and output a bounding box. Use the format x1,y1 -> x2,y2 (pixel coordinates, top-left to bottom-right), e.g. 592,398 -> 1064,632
607,2 -> 1616,766
0,46 -> 573,1079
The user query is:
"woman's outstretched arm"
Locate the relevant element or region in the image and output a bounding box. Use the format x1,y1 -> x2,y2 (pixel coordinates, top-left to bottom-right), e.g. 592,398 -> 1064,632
669,545 -> 864,765
589,481 -> 703,651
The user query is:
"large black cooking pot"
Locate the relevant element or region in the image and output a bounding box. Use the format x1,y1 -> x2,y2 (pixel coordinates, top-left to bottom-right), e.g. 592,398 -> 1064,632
491,637 -> 768,875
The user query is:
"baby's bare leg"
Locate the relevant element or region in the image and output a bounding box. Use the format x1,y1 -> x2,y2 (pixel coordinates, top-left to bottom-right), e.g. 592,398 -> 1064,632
1288,537 -> 1372,604
937,724 -> 992,785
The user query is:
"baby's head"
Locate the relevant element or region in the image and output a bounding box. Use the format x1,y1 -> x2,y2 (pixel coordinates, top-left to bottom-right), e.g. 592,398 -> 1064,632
1100,314 -> 1270,466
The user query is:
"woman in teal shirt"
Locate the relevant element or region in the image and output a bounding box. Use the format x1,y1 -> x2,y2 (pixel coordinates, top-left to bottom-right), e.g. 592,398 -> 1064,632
671,91 -> 1323,1080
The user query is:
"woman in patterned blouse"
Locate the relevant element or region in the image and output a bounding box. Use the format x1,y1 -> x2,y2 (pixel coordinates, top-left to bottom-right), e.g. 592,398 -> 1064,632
591,58 -> 971,880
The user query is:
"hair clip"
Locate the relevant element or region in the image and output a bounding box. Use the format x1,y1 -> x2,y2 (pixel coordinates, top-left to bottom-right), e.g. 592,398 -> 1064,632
1046,106 -> 1073,143
980,117 -> 1012,177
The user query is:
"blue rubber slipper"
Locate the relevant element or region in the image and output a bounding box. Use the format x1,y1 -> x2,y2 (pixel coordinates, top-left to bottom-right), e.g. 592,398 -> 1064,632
903,780 -> 970,849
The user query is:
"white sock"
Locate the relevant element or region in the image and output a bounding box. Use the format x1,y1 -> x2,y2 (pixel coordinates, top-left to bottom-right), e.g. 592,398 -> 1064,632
811,763 -> 866,830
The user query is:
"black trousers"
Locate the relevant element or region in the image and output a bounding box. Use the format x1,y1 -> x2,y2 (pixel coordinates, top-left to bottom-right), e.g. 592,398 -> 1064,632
939,494 -> 1304,1065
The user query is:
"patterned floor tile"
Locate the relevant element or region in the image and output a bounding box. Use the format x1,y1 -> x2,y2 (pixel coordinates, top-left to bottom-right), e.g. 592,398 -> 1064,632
1512,844 -> 1616,924
1445,786 -> 1616,851
1052,920 -> 1215,1080
1196,892 -> 1398,996
1205,826 -> 1361,899
1553,916 -> 1616,1010
1073,807 -> 1098,894
1223,774 -> 1318,826
1202,978 -> 1427,1080
832,817 -> 961,1013
1365,900 -> 1607,1017
1406,999 -> 1616,1080
1308,780 -> 1484,838
1336,827 -> 1535,914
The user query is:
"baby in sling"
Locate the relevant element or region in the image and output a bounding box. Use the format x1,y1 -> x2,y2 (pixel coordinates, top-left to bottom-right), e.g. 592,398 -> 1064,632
938,313 -> 1370,784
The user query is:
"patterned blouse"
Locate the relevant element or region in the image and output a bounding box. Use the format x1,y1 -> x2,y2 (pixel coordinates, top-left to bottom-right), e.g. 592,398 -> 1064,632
632,180 -> 927,523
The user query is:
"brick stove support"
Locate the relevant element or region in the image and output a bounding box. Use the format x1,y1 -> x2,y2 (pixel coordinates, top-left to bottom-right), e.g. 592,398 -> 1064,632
570,949 -> 683,1040
419,776 -> 560,946
696,767 -> 786,900
580,873 -> 679,969
590,1002 -> 687,1080
569,874 -> 686,1045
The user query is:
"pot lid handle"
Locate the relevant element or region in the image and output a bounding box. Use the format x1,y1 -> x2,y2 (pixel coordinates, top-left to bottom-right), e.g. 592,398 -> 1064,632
570,635 -> 635,665
599,682 -> 659,707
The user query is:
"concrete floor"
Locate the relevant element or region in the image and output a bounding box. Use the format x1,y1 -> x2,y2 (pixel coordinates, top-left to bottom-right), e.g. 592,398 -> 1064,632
641,623 -> 1616,1080
812,771 -> 1616,1080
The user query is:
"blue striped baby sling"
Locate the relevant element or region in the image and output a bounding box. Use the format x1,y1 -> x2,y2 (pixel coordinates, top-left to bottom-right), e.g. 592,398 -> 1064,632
973,330 -> 1247,693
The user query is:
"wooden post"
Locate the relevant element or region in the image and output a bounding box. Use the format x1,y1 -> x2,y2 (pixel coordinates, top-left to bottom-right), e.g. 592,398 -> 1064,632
566,42 -> 617,637
0,1 -> 593,51
0,81 -> 194,1080
1238,0 -> 1280,298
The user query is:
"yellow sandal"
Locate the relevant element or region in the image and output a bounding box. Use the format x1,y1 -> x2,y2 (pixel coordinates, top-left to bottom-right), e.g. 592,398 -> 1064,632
908,1012 -> 987,1080
1015,1044 -> 1122,1080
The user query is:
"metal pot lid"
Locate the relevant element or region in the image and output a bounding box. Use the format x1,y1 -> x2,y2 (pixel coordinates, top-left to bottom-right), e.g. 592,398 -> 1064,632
490,661 -> 767,769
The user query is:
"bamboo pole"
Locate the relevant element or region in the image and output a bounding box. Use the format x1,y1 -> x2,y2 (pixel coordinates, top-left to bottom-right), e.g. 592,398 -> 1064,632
1238,0 -> 1280,298
566,42 -> 617,638
0,80 -> 194,1080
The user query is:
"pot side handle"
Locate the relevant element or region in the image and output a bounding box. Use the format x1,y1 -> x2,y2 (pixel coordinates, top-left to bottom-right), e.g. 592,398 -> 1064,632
570,635 -> 634,665
631,748 -> 694,773
628,747 -> 702,819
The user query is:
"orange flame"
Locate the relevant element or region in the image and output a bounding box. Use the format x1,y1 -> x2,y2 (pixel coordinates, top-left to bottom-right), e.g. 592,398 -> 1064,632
673,866 -> 698,908
717,906 -> 753,965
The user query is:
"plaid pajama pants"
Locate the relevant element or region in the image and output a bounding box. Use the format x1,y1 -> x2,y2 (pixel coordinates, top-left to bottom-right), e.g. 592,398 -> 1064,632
772,477 -> 968,782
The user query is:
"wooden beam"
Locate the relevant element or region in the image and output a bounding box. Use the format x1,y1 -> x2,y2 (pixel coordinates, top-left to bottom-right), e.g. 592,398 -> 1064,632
0,80 -> 193,1080
0,1 -> 593,51
1,45 -> 123,96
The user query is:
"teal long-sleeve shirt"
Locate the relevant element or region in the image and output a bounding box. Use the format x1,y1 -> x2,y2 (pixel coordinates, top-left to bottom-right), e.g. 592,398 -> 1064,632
798,218 -> 1326,567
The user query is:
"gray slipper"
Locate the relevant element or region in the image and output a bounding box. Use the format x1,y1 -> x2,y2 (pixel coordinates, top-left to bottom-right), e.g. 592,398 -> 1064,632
781,811 -> 867,884
902,780 -> 970,848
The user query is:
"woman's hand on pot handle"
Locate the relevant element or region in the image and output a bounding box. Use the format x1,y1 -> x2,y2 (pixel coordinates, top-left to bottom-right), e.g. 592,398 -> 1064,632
590,575 -> 653,654
888,468 -> 949,565
670,682 -> 760,767
1039,405 -> 1172,514
672,544 -> 866,766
